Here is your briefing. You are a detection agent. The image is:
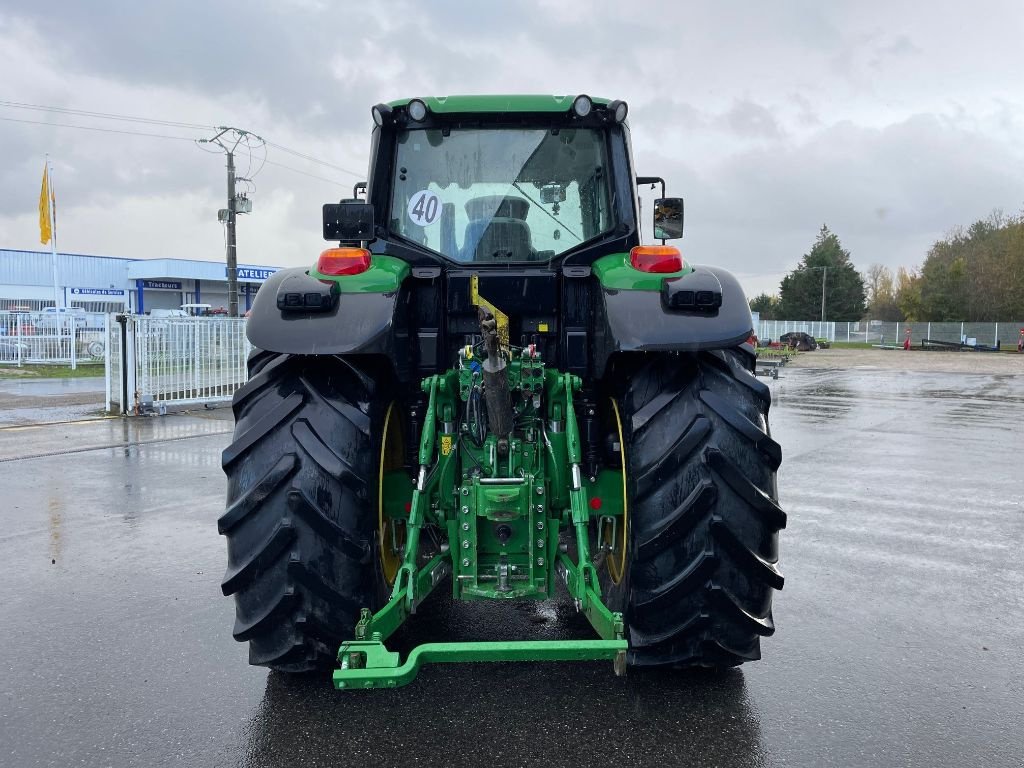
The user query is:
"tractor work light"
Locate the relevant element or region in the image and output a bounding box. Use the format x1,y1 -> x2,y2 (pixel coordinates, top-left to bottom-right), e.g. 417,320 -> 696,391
571,94 -> 593,117
275,270 -> 339,313
371,103 -> 393,126
607,99 -> 628,123
629,245 -> 684,273
317,247 -> 371,276
661,269 -> 724,313
407,98 -> 429,122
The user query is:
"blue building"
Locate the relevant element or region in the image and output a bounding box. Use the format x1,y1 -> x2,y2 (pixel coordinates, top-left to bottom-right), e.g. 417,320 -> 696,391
0,249 -> 280,313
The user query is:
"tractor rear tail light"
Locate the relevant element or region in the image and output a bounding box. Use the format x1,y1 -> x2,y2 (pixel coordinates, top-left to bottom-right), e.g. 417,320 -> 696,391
317,247 -> 371,276
629,245 -> 683,273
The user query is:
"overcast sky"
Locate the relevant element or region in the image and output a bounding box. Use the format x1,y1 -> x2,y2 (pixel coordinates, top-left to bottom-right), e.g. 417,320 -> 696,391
1,0 -> 1022,296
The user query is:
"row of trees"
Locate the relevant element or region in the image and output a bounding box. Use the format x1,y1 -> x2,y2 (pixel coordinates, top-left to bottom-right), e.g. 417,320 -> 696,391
750,212 -> 1024,322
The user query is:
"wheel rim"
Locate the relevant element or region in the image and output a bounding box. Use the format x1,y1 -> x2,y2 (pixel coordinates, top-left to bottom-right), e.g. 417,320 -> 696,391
605,398 -> 629,585
378,402 -> 406,585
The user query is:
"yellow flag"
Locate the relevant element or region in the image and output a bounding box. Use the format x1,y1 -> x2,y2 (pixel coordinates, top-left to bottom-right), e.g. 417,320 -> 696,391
39,164 -> 53,245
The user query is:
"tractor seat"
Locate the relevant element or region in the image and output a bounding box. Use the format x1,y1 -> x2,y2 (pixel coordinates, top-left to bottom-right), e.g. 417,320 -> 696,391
464,218 -> 533,261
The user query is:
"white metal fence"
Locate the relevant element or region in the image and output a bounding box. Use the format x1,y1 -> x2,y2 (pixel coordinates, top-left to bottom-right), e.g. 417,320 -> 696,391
757,320 -> 836,342
107,315 -> 251,413
0,310 -> 108,367
758,319 -> 1024,348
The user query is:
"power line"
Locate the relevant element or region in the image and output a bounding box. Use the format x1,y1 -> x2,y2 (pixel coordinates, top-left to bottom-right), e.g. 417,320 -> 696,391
2,114 -> 349,186
262,158 -> 348,186
0,114 -> 200,141
0,99 -> 363,181
0,99 -> 213,130
265,140 -> 363,178
241,132 -> 267,180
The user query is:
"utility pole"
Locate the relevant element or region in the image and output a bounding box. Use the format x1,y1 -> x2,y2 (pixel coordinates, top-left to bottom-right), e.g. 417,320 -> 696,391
198,127 -> 263,317
225,148 -> 238,317
820,266 -> 827,322
802,264 -> 827,325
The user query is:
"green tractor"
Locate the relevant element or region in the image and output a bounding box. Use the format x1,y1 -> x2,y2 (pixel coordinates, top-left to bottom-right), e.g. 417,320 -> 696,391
219,95 -> 785,689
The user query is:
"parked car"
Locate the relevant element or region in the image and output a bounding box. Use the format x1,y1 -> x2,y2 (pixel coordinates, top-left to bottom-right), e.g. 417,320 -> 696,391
149,308 -> 189,318
779,331 -> 818,351
0,338 -> 28,357
1,307 -> 36,336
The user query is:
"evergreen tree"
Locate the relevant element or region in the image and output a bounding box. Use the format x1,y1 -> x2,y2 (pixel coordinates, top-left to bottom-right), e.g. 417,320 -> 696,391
779,225 -> 866,321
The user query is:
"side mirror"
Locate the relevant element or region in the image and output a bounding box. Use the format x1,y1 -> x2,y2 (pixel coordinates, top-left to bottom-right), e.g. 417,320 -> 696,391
653,197 -> 684,240
323,201 -> 374,241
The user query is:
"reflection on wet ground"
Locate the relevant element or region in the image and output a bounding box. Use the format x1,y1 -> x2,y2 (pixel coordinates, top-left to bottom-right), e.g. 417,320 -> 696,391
0,376 -> 105,396
0,375 -> 106,426
0,368 -> 1021,767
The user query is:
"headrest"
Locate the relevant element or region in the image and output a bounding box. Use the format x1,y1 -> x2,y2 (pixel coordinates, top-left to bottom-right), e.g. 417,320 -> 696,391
465,195 -> 530,221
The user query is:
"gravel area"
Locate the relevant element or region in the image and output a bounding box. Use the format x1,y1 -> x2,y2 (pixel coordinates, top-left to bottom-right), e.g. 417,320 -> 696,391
784,347 -> 1023,373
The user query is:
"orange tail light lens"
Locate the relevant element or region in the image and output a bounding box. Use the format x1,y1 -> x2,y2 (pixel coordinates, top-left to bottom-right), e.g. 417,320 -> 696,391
317,247 -> 371,276
629,245 -> 684,273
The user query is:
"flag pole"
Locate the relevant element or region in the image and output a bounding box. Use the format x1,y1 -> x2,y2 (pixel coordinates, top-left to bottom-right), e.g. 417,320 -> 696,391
46,156 -> 62,309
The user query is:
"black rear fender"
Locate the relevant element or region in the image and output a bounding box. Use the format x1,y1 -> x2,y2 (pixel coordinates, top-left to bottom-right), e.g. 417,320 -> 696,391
246,267 -> 409,377
595,266 -> 754,376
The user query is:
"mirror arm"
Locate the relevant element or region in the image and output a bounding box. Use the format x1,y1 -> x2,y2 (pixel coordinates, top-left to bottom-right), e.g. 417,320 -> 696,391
635,175 -> 666,199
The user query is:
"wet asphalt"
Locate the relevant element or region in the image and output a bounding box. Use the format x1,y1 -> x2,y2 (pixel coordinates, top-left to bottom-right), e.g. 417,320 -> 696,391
0,376 -> 106,426
0,366 -> 1022,767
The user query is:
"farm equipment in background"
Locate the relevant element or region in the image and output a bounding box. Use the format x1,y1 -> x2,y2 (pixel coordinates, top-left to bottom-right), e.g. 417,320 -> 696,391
779,331 -> 818,351
219,95 -> 785,689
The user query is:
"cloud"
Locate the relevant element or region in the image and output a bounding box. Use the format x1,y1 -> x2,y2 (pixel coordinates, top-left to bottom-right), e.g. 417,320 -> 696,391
0,0 -> 1022,303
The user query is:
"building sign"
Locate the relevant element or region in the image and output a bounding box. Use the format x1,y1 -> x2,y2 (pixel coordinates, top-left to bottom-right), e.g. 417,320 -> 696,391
69,287 -> 126,296
142,280 -> 182,290
233,267 -> 277,281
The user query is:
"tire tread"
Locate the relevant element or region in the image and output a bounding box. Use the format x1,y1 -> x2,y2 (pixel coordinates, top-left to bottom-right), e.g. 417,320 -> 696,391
220,352 -> 383,672
620,350 -> 784,668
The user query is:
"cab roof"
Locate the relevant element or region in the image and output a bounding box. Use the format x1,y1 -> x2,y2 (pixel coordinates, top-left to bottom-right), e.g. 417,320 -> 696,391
386,95 -> 612,114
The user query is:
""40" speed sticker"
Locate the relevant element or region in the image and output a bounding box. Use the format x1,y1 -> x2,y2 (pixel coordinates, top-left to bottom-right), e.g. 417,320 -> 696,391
407,190 -> 441,227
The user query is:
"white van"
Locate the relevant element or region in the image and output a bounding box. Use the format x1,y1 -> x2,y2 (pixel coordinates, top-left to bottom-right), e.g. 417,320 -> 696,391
36,306 -> 88,329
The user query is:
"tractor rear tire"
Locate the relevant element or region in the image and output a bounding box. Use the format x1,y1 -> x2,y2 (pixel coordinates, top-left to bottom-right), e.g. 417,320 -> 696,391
615,349 -> 785,668
219,351 -> 388,672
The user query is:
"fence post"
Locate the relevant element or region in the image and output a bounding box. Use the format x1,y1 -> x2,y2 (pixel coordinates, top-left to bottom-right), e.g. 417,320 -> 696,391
847,322 -> 851,342
994,322 -> 998,347
895,321 -> 900,345
119,315 -> 136,415
14,311 -> 22,367
70,317 -> 77,371
193,320 -> 202,397
927,322 -> 931,340
104,314 -> 111,413
960,321 -> 965,343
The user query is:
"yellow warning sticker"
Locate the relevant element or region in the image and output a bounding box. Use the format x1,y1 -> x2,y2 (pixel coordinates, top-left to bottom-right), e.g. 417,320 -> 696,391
440,435 -> 453,456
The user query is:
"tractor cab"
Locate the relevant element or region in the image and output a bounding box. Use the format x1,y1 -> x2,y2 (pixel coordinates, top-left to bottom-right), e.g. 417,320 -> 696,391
362,95 -> 641,268
310,95 -> 688,379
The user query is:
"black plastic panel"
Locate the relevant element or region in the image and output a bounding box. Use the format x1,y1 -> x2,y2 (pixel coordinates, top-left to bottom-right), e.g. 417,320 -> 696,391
595,265 -> 753,373
247,267 -> 401,356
